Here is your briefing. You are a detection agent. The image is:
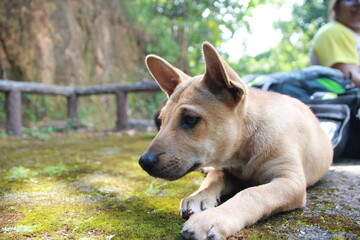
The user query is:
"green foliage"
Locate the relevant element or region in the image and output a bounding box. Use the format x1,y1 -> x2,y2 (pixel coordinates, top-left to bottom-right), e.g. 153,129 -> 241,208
22,126 -> 60,139
124,0 -> 266,75
77,95 -> 117,130
233,0 -> 332,75
123,0 -> 331,77
21,94 -> 66,125
128,92 -> 166,120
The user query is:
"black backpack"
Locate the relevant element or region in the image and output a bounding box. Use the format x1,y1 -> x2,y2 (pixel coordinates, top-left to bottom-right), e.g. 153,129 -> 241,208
244,66 -> 360,159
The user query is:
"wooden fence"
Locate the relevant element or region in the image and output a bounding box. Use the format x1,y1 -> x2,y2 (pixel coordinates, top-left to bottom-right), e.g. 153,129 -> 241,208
0,79 -> 161,136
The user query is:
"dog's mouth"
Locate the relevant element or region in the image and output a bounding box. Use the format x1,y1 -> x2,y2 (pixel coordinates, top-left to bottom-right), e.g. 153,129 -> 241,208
159,162 -> 202,181
186,163 -> 201,175
170,162 -> 201,181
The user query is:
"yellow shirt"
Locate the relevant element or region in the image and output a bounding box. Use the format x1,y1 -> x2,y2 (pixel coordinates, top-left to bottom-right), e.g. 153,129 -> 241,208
312,21 -> 359,67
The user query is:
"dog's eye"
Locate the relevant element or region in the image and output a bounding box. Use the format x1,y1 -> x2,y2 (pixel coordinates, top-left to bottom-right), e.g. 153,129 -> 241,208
181,115 -> 201,129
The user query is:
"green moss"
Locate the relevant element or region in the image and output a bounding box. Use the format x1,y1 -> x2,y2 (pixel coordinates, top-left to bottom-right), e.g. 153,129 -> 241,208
0,133 -> 358,239
0,133 -> 199,239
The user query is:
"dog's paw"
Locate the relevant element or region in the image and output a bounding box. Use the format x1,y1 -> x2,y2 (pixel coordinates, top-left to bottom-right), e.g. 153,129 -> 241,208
180,192 -> 220,219
181,208 -> 240,240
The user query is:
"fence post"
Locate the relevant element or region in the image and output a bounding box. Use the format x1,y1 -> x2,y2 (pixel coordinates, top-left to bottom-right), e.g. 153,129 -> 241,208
115,90 -> 128,130
67,93 -> 80,129
5,90 -> 22,136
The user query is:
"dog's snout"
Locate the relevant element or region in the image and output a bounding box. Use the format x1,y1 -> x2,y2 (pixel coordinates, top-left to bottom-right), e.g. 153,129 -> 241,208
139,153 -> 158,171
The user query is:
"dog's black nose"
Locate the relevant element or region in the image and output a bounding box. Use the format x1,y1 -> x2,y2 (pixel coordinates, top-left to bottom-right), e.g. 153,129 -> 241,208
139,153 -> 158,171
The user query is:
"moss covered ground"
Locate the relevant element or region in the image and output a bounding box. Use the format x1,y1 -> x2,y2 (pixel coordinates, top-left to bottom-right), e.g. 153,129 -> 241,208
0,132 -> 359,239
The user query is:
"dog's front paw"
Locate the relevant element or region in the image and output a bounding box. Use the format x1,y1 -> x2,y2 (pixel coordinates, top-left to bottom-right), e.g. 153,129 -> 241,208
180,191 -> 220,219
181,208 -> 241,240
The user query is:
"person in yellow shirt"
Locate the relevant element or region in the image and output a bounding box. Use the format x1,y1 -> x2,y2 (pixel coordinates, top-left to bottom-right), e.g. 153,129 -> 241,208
311,0 -> 360,88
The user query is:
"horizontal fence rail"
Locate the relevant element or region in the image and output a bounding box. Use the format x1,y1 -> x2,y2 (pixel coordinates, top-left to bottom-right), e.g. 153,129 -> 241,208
0,80 -> 74,95
0,79 -> 161,136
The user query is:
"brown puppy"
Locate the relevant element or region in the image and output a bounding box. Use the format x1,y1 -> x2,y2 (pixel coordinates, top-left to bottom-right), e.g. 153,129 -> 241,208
139,42 -> 333,240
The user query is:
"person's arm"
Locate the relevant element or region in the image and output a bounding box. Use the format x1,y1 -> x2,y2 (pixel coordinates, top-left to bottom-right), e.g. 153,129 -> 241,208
332,63 -> 360,88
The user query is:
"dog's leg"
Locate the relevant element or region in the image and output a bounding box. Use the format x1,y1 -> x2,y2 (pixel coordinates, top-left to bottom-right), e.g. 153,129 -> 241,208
180,169 -> 241,219
180,169 -> 224,219
181,172 -> 306,240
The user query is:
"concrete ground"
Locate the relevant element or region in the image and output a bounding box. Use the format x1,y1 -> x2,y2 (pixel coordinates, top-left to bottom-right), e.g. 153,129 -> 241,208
230,158 -> 360,239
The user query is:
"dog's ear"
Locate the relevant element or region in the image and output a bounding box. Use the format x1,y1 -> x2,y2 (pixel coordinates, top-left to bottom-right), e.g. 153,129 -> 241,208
146,55 -> 190,97
202,42 -> 247,106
